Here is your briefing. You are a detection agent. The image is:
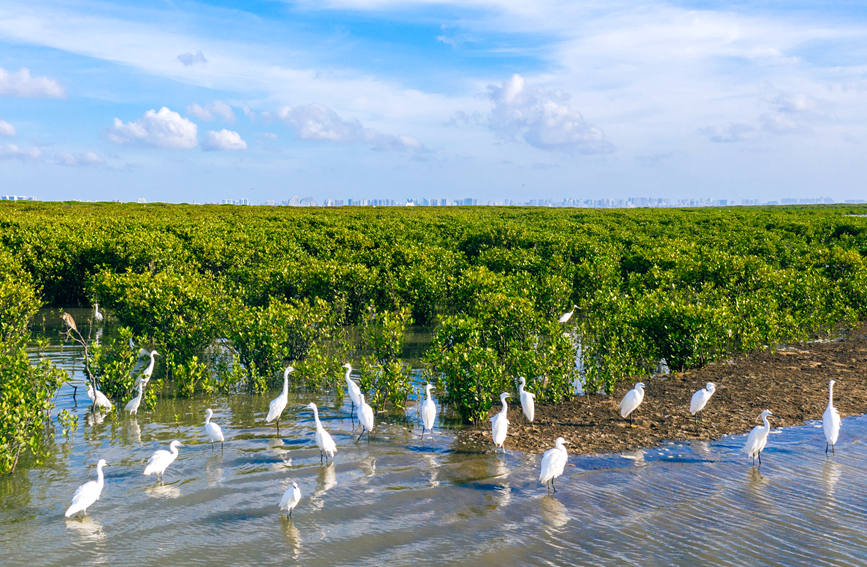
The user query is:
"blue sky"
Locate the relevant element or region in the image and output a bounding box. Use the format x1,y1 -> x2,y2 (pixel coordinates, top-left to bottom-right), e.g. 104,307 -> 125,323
1,0 -> 866,203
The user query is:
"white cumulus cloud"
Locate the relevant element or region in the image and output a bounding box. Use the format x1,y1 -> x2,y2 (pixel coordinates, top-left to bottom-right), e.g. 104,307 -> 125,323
54,151 -> 105,167
278,103 -> 421,151
0,67 -> 65,98
108,107 -> 198,149
203,129 -> 247,151
187,101 -> 235,122
0,143 -> 41,160
484,74 -> 613,154
0,119 -> 15,136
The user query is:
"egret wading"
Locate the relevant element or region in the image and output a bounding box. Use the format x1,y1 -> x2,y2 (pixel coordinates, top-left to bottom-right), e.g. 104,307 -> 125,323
204,409 -> 224,451
823,380 -> 841,454
65,459 -> 107,518
134,350 -> 160,389
124,382 -> 144,416
689,382 -> 716,420
343,363 -> 361,417
491,392 -> 511,453
86,384 -> 113,411
280,481 -> 301,518
619,382 -> 645,424
144,440 -> 183,482
518,377 -> 535,422
356,393 -> 374,443
744,409 -> 773,467
93,303 -> 104,323
266,366 -> 293,433
539,437 -> 568,494
421,383 -> 437,435
307,402 -> 337,463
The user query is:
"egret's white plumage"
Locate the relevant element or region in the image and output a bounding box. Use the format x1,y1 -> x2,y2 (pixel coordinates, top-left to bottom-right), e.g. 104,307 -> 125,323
124,382 -> 144,416
204,408 -> 224,450
86,384 -> 113,411
307,402 -> 337,462
266,366 -> 293,431
134,350 -> 160,388
744,409 -> 773,467
619,382 -> 645,422
144,440 -> 182,480
518,377 -> 535,422
689,382 -> 716,416
65,459 -> 107,518
356,393 -> 374,442
343,363 -> 361,410
823,380 -> 841,454
93,303 -> 104,323
280,481 -> 301,518
491,392 -> 511,451
421,383 -> 437,434
539,437 -> 568,494
558,305 -> 577,323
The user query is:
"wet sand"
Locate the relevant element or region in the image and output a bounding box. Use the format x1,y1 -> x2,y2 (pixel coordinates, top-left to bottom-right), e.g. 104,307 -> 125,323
460,323 -> 867,454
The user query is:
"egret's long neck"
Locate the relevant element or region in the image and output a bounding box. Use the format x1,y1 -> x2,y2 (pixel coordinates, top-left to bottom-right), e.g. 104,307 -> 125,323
344,368 -> 351,382
96,464 -> 105,486
762,414 -> 770,431
282,373 -> 289,395
205,413 -> 211,425
146,354 -> 155,374
829,383 -> 835,406
425,386 -> 432,401
312,406 -> 320,425
501,399 -> 508,414
170,445 -> 178,456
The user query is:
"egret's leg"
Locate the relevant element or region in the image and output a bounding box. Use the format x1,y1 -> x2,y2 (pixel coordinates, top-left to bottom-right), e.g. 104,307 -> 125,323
276,419 -> 280,435
221,441 -> 224,453
832,443 -> 835,455
552,477 -> 557,494
825,442 -> 829,455
73,385 -> 78,406
757,452 -> 762,467
320,451 -> 324,464
356,429 -> 364,443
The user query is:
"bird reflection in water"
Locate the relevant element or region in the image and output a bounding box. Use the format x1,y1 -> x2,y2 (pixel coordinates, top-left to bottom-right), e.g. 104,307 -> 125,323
281,517 -> 302,560
205,453 -> 224,486
125,418 -> 141,445
822,459 -> 841,498
65,515 -> 106,542
311,462 -> 337,510
145,483 -> 181,499
539,495 -> 569,528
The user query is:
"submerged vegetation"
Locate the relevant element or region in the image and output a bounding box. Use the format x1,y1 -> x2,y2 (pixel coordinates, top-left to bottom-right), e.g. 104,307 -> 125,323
0,200 -> 866,466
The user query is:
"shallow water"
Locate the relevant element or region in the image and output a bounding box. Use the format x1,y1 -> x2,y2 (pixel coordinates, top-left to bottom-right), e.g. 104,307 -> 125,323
1,339 -> 866,565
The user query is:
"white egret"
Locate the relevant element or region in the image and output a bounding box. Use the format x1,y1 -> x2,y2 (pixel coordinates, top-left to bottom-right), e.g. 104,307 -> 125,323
280,481 -> 301,518
144,440 -> 183,481
306,402 -> 337,463
356,393 -> 375,443
65,459 -> 107,518
86,384 -> 113,411
134,350 -> 160,388
539,437 -> 568,494
93,303 -> 104,323
689,382 -> 716,419
204,409 -> 224,451
343,363 -> 361,412
619,382 -> 645,424
823,380 -> 841,454
518,377 -> 535,422
558,305 -> 577,323
491,392 -> 511,452
420,383 -> 437,435
266,366 -> 294,433
124,382 -> 144,416
744,409 -> 773,467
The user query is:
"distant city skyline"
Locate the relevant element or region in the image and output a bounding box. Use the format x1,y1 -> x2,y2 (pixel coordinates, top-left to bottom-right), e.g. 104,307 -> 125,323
2,1 -> 867,203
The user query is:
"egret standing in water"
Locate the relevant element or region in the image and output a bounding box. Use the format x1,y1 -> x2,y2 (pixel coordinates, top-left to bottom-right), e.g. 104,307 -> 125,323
125,382 -> 144,416
134,350 -> 160,388
744,409 -> 773,467
539,437 -> 568,494
356,393 -> 374,443
306,402 -> 337,463
420,383 -> 437,435
280,481 -> 301,518
65,459 -> 107,518
266,366 -> 294,433
558,305 -> 577,324
92,303 -> 104,323
491,392 -> 511,453
343,363 -> 361,412
823,380 -> 841,454
204,409 -> 224,452
518,377 -> 535,423
619,382 -> 645,424
689,382 -> 716,420
86,384 -> 113,411
144,440 -> 183,482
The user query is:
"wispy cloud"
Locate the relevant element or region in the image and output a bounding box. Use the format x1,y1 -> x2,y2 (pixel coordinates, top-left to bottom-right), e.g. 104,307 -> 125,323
0,67 -> 64,98
187,101 -> 235,122
54,151 -> 105,167
278,103 -> 422,151
178,50 -> 207,66
0,143 -> 40,160
0,119 -> 15,136
108,107 -> 198,149
700,123 -> 756,143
